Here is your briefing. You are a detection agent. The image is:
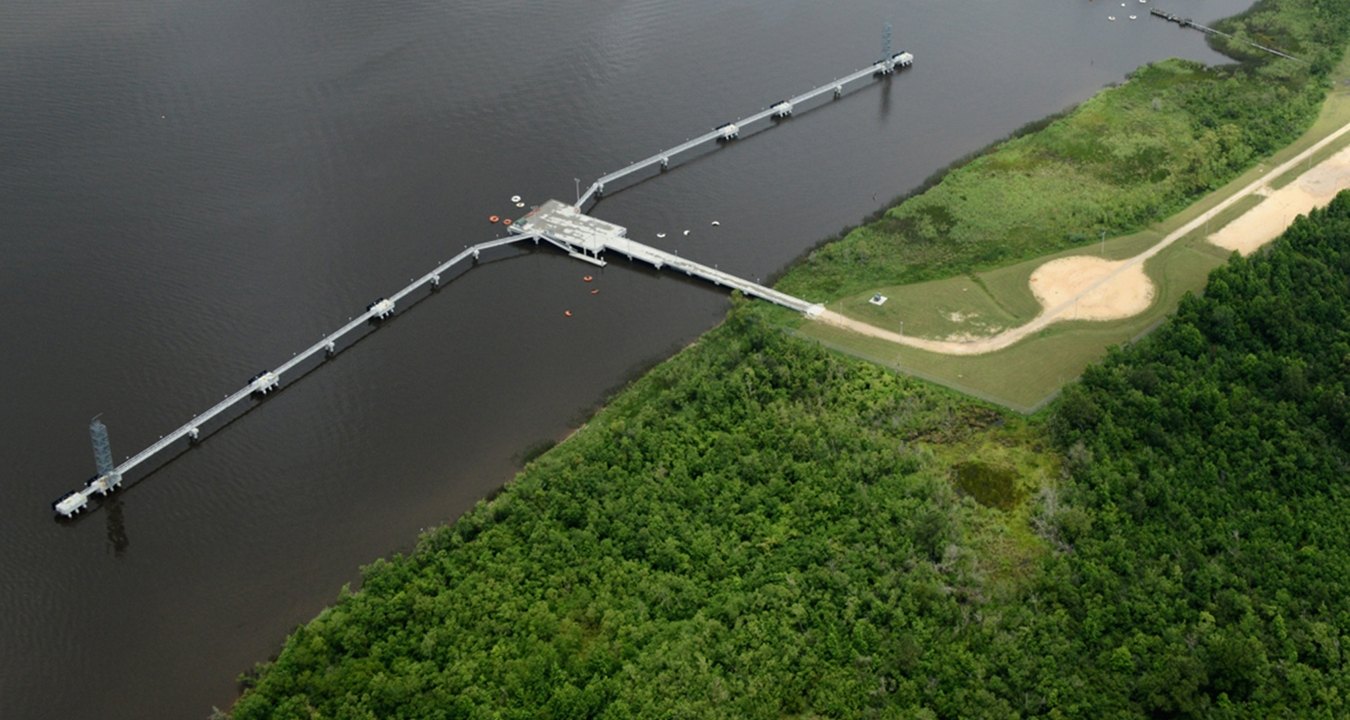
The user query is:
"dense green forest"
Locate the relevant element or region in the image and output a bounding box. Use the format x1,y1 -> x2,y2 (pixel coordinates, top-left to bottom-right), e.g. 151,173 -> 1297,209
231,195 -> 1349,718
232,304 -> 1021,718
1025,192 -> 1350,716
775,0 -> 1350,301
229,0 -> 1350,716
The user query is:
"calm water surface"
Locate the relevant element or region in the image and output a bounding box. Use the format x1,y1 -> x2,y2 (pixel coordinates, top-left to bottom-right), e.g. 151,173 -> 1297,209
0,1 -> 1250,717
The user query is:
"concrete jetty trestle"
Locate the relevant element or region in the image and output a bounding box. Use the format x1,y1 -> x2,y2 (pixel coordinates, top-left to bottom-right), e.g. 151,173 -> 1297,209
52,233 -> 541,518
576,50 -> 913,208
52,44 -> 901,517
513,201 -> 825,316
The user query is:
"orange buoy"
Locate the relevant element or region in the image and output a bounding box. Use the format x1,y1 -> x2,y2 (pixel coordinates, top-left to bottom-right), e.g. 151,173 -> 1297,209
488,215 -> 499,223
583,275 -> 593,282
502,218 -> 513,226
590,289 -> 599,295
564,310 -> 573,317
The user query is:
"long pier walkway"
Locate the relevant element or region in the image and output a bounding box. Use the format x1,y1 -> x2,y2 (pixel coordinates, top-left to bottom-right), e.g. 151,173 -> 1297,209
1148,8 -> 1301,61
577,51 -> 912,208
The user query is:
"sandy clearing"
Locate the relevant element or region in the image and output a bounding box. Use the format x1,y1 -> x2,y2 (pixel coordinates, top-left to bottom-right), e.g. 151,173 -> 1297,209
1208,145 -> 1350,255
811,119 -> 1350,356
1029,256 -> 1154,321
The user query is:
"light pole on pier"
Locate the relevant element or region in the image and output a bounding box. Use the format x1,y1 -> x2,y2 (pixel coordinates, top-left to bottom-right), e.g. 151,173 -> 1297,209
574,177 -> 580,205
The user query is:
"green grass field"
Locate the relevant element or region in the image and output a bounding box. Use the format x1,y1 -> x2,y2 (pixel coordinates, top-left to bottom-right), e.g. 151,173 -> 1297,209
781,48 -> 1350,412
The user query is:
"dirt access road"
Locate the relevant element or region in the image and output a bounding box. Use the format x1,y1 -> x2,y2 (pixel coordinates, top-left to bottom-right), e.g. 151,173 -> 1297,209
816,120 -> 1350,356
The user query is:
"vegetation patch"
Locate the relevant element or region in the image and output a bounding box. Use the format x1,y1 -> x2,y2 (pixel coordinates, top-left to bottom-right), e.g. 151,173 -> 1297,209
231,307 -> 1033,719
1033,194 -> 1350,716
951,461 -> 1021,510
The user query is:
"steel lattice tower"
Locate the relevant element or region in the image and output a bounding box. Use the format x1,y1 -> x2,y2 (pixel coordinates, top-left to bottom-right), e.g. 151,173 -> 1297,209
90,416 -> 115,478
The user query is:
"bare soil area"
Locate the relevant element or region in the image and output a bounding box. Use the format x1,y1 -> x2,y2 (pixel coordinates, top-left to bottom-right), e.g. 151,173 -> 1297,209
1028,257 -> 1154,321
1209,145 -> 1350,255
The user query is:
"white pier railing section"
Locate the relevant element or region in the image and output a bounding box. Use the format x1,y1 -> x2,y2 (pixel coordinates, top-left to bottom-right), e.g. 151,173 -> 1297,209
53,233 -> 541,517
577,51 -> 913,207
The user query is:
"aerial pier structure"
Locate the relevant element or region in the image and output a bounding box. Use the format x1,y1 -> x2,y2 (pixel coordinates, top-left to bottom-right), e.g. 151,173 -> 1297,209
52,38 -> 914,518
1149,8 -> 1301,61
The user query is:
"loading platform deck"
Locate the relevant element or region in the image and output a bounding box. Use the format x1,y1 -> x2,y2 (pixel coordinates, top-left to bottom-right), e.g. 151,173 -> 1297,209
514,200 -> 822,316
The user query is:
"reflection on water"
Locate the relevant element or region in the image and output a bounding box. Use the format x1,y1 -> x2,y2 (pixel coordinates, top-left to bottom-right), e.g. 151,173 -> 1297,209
880,74 -> 894,119
105,497 -> 129,558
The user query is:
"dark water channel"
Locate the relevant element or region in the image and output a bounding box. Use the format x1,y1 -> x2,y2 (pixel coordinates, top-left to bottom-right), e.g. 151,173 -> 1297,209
0,1 -> 1250,716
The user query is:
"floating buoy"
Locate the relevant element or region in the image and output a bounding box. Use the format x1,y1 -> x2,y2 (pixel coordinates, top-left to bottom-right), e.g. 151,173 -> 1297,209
1108,15 -> 1116,20
511,195 -> 522,203
564,310 -> 573,317
502,218 -> 513,226
682,229 -> 690,236
488,215 -> 500,223
590,289 -> 599,295
515,202 -> 525,208
656,232 -> 666,238
1129,14 -> 1137,19
710,220 -> 720,226
583,275 -> 593,282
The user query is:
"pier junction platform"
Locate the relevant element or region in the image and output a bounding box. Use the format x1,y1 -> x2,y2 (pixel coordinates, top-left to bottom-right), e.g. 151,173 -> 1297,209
513,201 -> 824,316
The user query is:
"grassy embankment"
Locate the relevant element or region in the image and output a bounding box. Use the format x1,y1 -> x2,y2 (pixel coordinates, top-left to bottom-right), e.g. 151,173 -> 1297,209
776,7 -> 1350,411
227,1 -> 1350,717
